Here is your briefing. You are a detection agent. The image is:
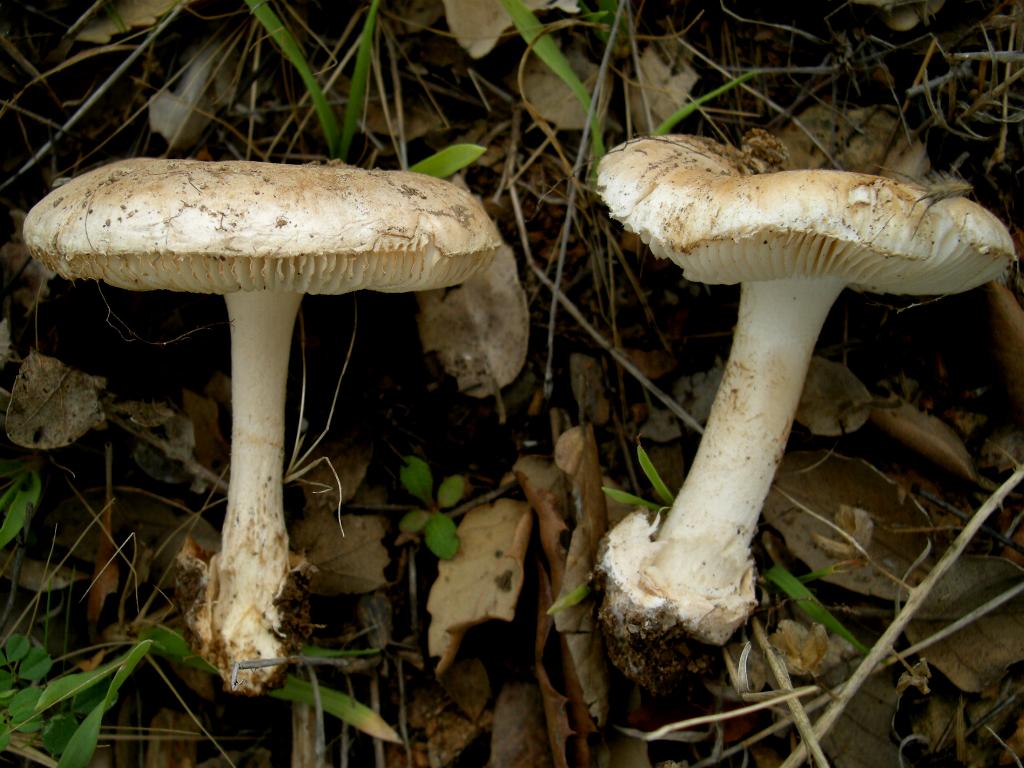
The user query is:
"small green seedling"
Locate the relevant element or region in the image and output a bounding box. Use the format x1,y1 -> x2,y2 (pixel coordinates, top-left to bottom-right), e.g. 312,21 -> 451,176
398,456 -> 464,560
601,443 -> 674,513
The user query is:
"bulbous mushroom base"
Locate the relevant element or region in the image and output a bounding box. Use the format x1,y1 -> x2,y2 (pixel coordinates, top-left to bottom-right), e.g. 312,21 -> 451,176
597,511 -> 756,689
176,538 -> 308,695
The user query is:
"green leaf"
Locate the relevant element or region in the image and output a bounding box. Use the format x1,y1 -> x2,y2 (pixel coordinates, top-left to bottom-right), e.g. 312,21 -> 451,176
399,509 -> 431,534
436,475 -> 466,509
0,470 -> 41,550
58,703 -> 102,768
600,486 -> 664,513
19,646 -> 53,682
547,583 -> 591,615
0,669 -> 14,692
400,456 -> 434,507
339,0 -> 380,161
500,0 -> 605,160
654,70 -> 760,135
5,635 -> 29,664
424,513 -> 459,560
637,444 -> 674,505
42,712 -> 79,756
36,641 -> 152,714
0,460 -> 30,478
409,145 -> 487,178
245,0 -> 341,157
763,565 -> 870,654
143,626 -> 218,673
0,729 -> 9,752
9,687 -> 42,732
55,640 -> 152,768
270,675 -> 401,743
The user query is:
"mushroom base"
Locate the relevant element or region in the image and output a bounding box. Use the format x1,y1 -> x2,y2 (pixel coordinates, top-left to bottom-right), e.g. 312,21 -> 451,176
598,511 -> 756,654
176,538 -> 309,694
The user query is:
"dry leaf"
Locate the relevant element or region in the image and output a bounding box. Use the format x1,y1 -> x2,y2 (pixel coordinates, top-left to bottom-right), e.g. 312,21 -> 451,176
764,451 -> 932,600
770,620 -> 830,677
417,243 -> 529,399
521,44 -> 597,130
628,44 -> 698,130
441,0 -> 579,59
144,708 -> 200,768
515,454 -> 569,590
78,0 -> 178,44
986,282 -> 1024,426
297,432 -> 373,515
2,557 -> 88,591
441,658 -> 492,721
291,512 -> 389,595
822,667 -> 901,768
149,39 -> 234,150
569,354 -> 610,426
6,350 -> 106,449
780,104 -> 930,178
427,499 -> 533,674
870,398 -> 978,482
796,356 -> 874,436
906,556 -> 1024,693
553,426 -> 609,725
181,389 -> 229,475
489,680 -> 555,768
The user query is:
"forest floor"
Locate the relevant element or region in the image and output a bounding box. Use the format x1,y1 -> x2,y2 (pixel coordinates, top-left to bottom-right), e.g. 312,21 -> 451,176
1,0 -> 1023,766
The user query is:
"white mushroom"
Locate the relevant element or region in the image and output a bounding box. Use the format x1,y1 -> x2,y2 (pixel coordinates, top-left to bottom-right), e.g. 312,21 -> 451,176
24,158 -> 501,693
595,134 -> 1015,686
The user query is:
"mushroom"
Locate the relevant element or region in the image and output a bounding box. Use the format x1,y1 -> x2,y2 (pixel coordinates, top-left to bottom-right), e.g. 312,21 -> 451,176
24,158 -> 501,693
595,133 -> 1015,687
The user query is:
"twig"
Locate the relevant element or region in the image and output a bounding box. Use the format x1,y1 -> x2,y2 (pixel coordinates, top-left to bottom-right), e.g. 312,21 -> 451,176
752,618 -> 830,768
0,1 -> 186,193
779,465 -> 1024,768
508,184 -> 704,434
542,0 -> 626,399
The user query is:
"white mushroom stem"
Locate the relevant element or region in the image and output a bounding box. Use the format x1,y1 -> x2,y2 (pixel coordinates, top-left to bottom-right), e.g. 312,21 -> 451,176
207,289 -> 303,685
607,276 -> 845,645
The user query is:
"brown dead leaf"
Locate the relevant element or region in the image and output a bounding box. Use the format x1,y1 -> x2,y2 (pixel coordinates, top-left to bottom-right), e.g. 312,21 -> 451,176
297,432 -> 373,515
427,499 -> 533,675
870,398 -> 978,482
181,389 -> 229,475
144,708 -> 200,768
822,666 -> 901,768
149,39 -> 234,151
78,0 -> 177,43
291,512 -> 389,595
2,557 -> 88,591
490,680 -> 555,768
441,658 -> 492,721
521,43 -> 598,130
987,282 -> 1024,426
534,561 -> 573,768
441,0 -> 578,58
905,556 -> 1024,693
796,356 -> 874,436
764,451 -> 932,599
553,426 -> 609,726
770,620 -> 830,677
569,354 -> 611,426
628,44 -> 698,130
515,454 -> 569,590
780,104 -> 930,178
6,350 -> 106,449
417,244 -> 529,400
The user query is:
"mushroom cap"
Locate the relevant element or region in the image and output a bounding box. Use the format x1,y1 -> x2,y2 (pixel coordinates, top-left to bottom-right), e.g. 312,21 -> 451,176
598,135 -> 1015,295
24,158 -> 501,294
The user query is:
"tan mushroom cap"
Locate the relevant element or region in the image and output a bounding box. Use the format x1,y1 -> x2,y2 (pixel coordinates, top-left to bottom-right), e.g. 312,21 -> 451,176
25,158 -> 501,294
598,135 -> 1015,295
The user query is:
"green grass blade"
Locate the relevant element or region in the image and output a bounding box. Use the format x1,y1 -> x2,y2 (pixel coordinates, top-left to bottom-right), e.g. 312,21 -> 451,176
764,565 -> 870,654
338,0 -> 380,162
547,583 -> 591,615
500,0 -> 605,159
271,676 -> 401,743
655,70 -> 760,135
410,145 -> 487,178
636,444 -> 674,505
601,486 -> 664,513
245,0 -> 341,157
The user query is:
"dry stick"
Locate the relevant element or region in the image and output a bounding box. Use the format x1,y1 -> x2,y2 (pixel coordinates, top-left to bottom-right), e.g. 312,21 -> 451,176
508,184 -> 704,434
779,465 -> 1024,768
0,1 -> 186,194
542,0 -> 625,399
752,618 -> 830,768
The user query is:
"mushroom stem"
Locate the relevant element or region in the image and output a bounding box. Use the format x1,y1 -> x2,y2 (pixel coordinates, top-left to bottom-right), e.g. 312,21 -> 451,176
630,275 -> 844,644
207,289 -> 303,688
